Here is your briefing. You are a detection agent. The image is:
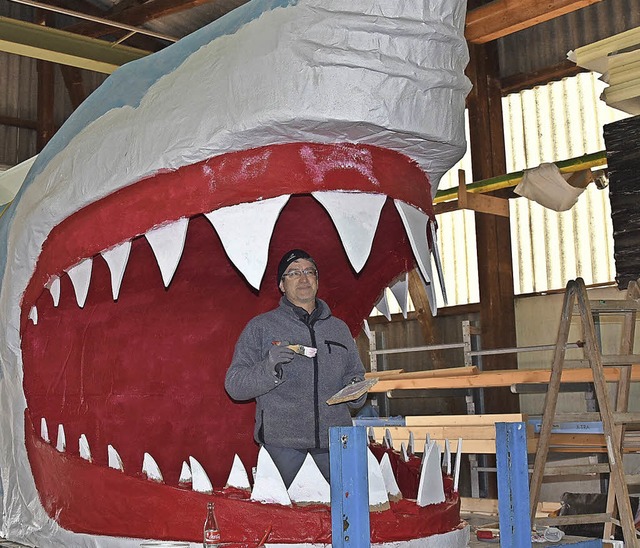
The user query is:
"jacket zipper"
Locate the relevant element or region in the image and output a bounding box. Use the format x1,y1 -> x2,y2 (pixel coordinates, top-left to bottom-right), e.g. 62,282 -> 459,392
305,322 -> 321,448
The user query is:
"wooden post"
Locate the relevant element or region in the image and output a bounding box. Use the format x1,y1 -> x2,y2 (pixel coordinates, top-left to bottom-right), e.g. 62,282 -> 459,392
466,35 -> 519,415
35,11 -> 56,152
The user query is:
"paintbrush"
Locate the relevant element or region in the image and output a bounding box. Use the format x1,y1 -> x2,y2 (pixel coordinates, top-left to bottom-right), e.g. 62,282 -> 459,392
272,341 -> 318,358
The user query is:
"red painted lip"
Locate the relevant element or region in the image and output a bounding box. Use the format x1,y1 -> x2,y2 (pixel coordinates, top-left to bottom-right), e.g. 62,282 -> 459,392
19,142 -> 447,543
26,413 -> 462,543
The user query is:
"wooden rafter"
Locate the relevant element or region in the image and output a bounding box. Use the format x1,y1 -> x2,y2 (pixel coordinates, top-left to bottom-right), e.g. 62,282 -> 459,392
69,0 -> 224,37
466,0 -> 605,44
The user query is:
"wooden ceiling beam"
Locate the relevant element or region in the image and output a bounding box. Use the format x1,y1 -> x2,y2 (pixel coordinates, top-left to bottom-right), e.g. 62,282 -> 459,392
0,16 -> 149,73
69,0 -> 220,37
466,0 -> 605,44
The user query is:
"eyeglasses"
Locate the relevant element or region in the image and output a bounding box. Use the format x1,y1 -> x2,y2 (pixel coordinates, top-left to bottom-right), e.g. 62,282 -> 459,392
282,268 -> 318,279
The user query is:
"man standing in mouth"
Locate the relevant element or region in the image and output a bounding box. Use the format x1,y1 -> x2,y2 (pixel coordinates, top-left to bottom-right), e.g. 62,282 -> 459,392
225,249 -> 366,487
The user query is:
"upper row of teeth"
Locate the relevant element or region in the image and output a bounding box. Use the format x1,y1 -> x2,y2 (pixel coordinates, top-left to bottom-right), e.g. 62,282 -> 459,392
27,192 -> 445,325
39,417 -> 461,510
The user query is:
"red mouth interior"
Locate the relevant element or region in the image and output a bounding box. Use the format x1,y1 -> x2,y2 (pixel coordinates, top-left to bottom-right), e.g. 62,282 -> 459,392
19,143 -> 435,540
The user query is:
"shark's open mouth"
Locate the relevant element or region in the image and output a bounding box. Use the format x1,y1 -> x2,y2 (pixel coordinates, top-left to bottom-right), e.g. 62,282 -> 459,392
0,0 -> 471,543
18,142 -> 460,544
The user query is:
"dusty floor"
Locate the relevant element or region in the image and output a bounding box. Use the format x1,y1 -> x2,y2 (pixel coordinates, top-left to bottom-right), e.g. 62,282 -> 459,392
1,516 -> 604,547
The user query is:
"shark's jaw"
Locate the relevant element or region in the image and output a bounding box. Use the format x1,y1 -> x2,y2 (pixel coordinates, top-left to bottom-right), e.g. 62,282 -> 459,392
18,142 -> 458,544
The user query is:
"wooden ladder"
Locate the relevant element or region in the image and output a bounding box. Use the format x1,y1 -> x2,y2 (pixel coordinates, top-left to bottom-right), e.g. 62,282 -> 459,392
529,277 -> 640,546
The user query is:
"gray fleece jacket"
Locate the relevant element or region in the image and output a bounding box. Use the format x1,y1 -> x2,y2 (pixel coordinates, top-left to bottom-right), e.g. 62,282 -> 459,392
225,297 -> 366,450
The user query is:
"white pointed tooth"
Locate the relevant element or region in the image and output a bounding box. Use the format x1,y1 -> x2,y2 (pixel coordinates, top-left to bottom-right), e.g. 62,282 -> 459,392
417,442 -> 445,507
101,241 -> 132,300
454,437 -> 463,492
107,445 -> 124,471
363,319 -> 374,343
368,426 -> 376,443
429,220 -> 448,305
394,200 -> 432,283
400,442 -> 409,463
379,452 -> 402,501
79,434 -> 92,462
312,191 -> 386,273
443,439 -> 452,475
426,433 -> 431,446
382,436 -> 390,449
40,417 -> 49,443
408,431 -> 415,455
389,273 -> 409,319
189,456 -> 213,494
375,290 -> 392,321
204,195 -> 290,290
28,306 -> 38,325
179,461 -> 192,484
142,452 -> 164,483
145,218 -> 189,287
66,258 -> 93,308
251,447 -> 291,506
385,428 -> 393,448
56,424 -> 66,452
288,453 -> 330,504
394,200 -> 438,315
46,276 -> 60,307
225,454 -> 250,491
367,449 -> 390,511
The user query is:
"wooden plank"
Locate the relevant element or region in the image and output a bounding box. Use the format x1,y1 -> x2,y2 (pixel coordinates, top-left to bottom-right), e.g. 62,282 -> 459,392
375,366 -> 478,381
465,0 -> 605,44
458,170 -> 509,217
373,425 -> 497,440
365,369 -> 404,379
377,437 -> 494,454
369,364 -> 640,392
0,114 -> 38,129
565,354 -> 640,366
406,269 -> 449,369
405,413 -> 525,426
372,431 -> 640,454
535,513 -> 612,526
68,0 -> 205,37
460,497 -> 560,517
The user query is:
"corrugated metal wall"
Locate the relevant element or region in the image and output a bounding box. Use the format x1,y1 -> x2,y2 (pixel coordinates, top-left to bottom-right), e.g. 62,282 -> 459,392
497,0 -> 640,79
432,72 -> 629,307
0,52 -> 37,168
0,0 -> 107,169
505,72 -> 629,294
436,111 -> 477,306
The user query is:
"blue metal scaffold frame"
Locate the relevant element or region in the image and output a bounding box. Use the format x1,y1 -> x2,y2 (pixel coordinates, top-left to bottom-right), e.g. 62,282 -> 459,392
330,426 -> 371,548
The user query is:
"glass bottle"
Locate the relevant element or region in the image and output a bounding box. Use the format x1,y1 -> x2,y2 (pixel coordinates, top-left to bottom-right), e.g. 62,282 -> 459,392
203,501 -> 220,547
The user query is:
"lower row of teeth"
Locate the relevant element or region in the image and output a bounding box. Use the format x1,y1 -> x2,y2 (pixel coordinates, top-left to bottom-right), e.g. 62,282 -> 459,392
39,417 -> 461,509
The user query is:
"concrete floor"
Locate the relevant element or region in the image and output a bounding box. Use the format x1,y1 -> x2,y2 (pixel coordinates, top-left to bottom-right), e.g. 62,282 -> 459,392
2,520 -> 605,548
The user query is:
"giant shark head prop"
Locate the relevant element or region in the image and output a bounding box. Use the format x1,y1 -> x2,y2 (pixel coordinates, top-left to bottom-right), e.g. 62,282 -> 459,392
0,0 -> 471,545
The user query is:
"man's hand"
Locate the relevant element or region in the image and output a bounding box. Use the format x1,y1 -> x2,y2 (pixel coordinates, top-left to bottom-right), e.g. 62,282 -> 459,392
268,345 -> 295,370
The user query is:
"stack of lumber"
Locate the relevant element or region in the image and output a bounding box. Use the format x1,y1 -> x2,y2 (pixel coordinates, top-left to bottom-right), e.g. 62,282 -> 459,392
570,27 -> 640,114
366,364 -> 640,392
